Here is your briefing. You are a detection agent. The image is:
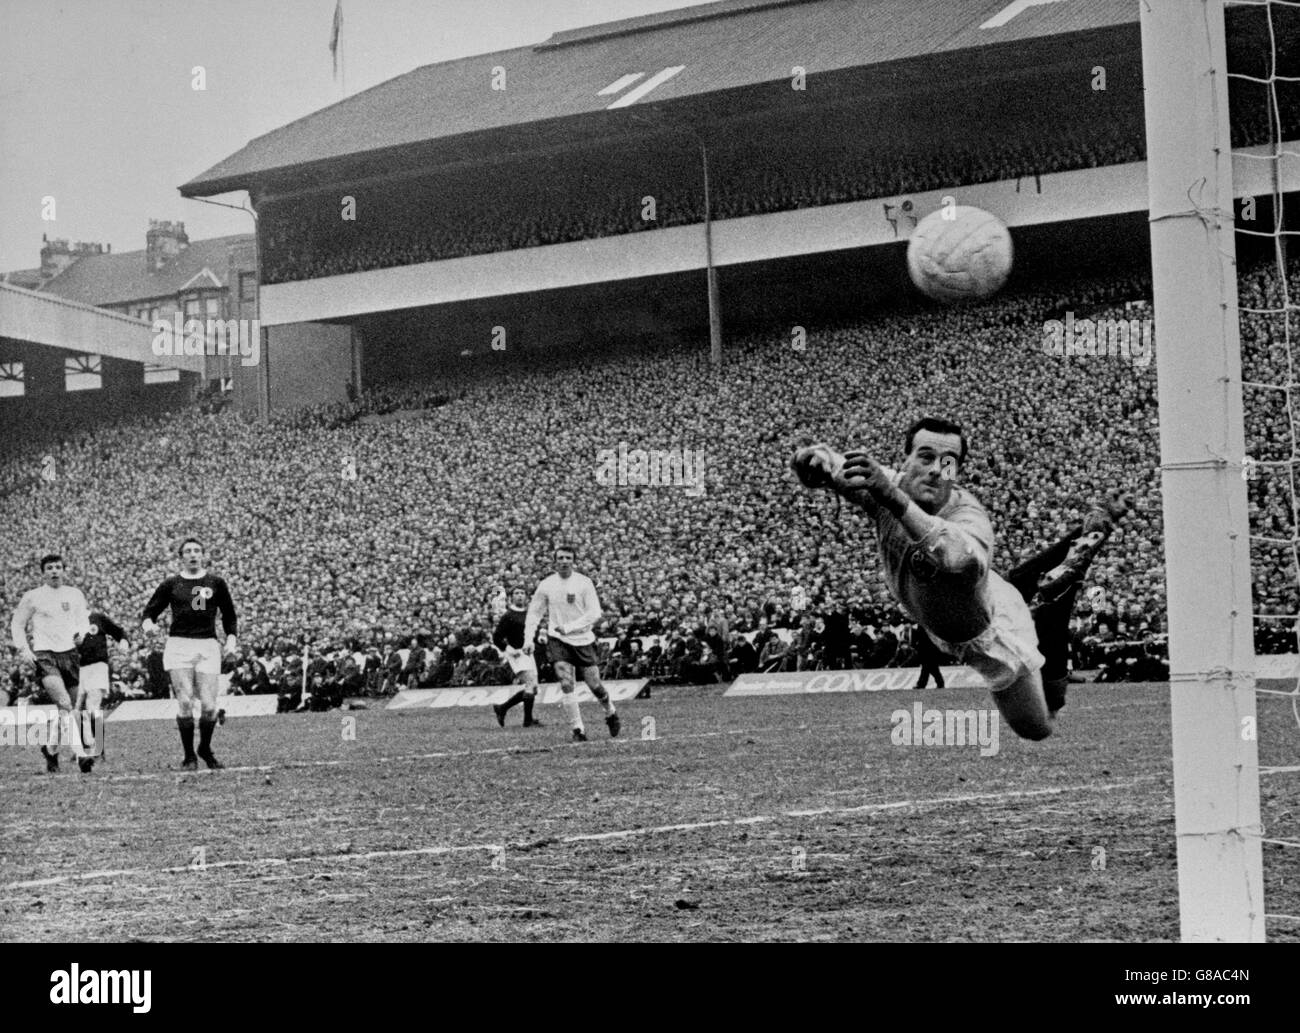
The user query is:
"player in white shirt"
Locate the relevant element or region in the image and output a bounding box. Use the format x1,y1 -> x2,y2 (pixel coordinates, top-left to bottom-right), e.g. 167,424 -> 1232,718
9,554 -> 95,773
524,546 -> 620,741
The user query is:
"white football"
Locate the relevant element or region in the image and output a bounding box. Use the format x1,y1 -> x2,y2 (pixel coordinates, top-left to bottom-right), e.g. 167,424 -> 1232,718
907,205 -> 1013,303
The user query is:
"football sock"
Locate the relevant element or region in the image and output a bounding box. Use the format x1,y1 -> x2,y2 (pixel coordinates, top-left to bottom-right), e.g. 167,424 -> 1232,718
522,694 -> 535,724
502,690 -> 526,714
1044,676 -> 1069,716
198,715 -> 217,753
177,715 -> 196,758
85,710 -> 104,760
562,695 -> 582,732
589,683 -> 615,715
60,710 -> 86,758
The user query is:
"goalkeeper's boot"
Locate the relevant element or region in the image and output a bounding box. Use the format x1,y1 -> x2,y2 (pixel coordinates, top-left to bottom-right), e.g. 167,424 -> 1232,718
181,754 -> 199,772
1084,488 -> 1135,536
197,748 -> 225,770
1038,490 -> 1134,603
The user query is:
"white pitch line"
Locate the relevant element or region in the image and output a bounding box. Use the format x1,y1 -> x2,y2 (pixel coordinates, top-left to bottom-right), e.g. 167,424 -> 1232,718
3,842 -> 506,890
0,777 -> 1155,891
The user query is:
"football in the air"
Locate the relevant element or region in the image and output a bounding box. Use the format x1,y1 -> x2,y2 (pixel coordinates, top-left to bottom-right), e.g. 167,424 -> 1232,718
906,205 -> 1014,303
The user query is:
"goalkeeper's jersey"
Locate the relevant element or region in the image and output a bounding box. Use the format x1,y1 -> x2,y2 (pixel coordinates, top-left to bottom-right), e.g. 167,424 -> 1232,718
875,471 -> 996,645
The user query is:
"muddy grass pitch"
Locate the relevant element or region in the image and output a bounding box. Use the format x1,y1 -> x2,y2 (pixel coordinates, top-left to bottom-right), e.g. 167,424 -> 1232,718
2,682 -> 1296,942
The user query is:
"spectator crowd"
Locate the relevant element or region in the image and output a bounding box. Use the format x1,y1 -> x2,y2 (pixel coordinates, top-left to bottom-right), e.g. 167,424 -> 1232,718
258,68 -> 1295,286
5,249 -> 1298,703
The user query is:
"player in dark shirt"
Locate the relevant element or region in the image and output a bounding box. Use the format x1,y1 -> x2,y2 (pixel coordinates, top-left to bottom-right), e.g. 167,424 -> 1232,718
77,612 -> 127,664
76,609 -> 128,758
491,588 -> 543,728
141,538 -> 238,770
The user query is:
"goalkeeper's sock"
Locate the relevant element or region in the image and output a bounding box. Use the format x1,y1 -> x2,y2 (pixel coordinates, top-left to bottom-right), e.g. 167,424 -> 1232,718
177,715 -> 196,759
1044,676 -> 1069,717
522,694 -> 535,724
198,715 -> 217,754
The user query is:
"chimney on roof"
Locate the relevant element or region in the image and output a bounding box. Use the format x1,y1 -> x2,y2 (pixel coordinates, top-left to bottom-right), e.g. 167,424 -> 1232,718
40,237 -> 103,280
146,219 -> 189,272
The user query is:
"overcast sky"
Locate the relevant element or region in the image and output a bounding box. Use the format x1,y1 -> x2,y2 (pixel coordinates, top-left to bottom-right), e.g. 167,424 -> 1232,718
0,0 -> 713,273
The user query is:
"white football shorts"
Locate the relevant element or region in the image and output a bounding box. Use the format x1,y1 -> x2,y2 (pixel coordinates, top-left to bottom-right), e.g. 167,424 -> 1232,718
163,637 -> 223,675
78,661 -> 109,710
934,572 -> 1044,693
505,647 -> 537,678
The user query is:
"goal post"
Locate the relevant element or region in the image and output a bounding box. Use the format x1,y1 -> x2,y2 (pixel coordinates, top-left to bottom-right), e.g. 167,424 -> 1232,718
1139,0 -> 1265,941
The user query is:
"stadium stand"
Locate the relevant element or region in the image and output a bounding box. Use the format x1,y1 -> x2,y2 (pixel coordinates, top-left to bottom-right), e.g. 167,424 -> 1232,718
3,252 -> 1296,698
258,84 -> 1296,286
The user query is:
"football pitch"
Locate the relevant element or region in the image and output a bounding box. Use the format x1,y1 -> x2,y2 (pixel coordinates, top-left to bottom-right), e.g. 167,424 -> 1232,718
2,683 -> 1296,943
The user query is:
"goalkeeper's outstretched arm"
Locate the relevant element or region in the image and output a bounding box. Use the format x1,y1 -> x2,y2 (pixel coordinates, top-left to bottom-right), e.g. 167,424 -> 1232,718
790,442 -> 878,515
791,441 -> 989,584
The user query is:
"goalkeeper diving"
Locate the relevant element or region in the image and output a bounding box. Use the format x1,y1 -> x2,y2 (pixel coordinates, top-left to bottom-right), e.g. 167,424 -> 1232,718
792,416 -> 1130,740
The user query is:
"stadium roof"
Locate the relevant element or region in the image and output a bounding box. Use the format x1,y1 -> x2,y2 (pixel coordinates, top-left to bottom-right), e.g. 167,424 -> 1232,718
181,0 -> 1137,197
0,281 -> 205,372
37,234 -> 252,308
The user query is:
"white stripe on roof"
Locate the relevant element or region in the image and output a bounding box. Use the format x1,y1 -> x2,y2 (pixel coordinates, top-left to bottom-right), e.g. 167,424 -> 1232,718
598,72 -> 645,96
606,65 -> 686,109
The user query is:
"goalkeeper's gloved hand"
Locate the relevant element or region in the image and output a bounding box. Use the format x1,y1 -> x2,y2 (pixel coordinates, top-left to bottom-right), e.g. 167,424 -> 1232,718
842,451 -> 910,519
791,441 -> 845,492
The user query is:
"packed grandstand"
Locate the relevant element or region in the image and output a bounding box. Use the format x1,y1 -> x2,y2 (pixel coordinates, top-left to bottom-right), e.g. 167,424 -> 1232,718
2,249 -> 1296,700
3,0 -> 1297,703
258,71 -> 1296,285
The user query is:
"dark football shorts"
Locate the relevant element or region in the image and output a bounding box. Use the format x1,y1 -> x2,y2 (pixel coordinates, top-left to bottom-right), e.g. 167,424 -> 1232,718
547,638 -> 600,670
34,649 -> 80,690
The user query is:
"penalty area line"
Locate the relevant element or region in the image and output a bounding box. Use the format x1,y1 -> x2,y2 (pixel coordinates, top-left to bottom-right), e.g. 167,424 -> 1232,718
1,776 -> 1154,891
3,841 -> 506,890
